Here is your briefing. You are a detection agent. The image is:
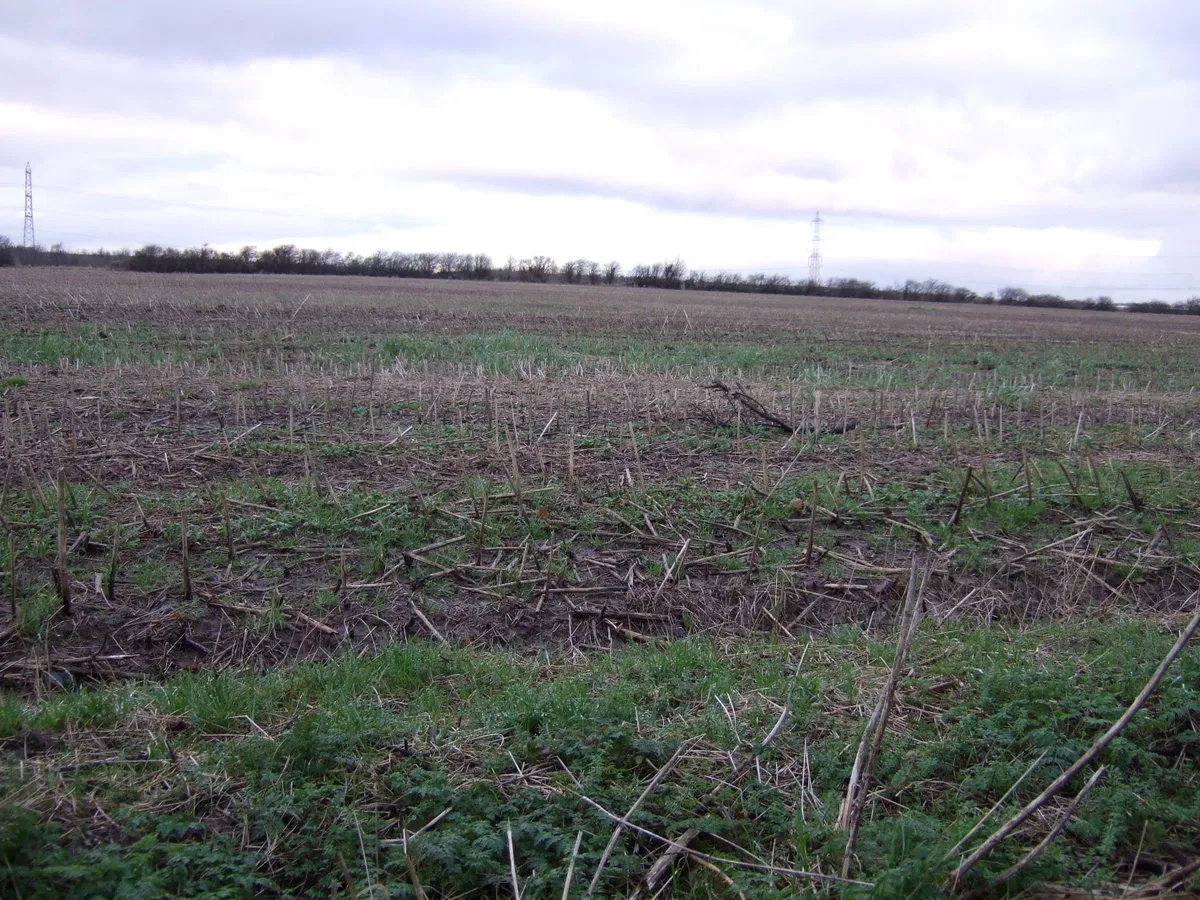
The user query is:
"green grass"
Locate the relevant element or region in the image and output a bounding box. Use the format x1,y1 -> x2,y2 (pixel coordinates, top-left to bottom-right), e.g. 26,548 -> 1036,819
4,325 -> 1200,390
2,621 -> 1197,897
15,590 -> 60,641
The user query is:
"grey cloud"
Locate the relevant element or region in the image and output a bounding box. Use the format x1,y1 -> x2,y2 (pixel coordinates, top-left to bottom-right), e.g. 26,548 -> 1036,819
10,1 -> 502,64
423,169 -> 839,222
1147,160 -> 1200,191
9,0 -> 1173,128
425,164 -> 1200,233
774,159 -> 846,182
1120,137 -> 1200,192
32,188 -> 428,250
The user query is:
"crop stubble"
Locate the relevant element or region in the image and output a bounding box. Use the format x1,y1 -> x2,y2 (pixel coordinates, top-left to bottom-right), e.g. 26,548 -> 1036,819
1,269 -> 1198,690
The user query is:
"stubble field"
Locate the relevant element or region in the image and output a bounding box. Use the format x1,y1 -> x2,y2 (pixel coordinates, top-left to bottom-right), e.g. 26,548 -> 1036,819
1,268 -> 1198,898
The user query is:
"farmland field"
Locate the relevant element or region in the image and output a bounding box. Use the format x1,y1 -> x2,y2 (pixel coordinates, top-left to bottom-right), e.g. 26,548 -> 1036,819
2,268 -> 1199,897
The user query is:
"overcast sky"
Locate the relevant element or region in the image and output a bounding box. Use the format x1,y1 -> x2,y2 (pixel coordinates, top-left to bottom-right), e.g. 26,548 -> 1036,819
2,0 -> 1199,299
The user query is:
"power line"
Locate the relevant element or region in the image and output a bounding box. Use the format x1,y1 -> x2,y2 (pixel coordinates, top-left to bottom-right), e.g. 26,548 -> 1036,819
23,163 -> 35,248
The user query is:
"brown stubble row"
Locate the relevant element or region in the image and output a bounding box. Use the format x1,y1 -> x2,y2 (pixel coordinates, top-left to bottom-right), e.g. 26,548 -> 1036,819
4,267 -> 1200,344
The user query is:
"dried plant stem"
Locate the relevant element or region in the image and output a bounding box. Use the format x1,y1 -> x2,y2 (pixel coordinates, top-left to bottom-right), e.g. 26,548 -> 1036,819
506,823 -> 522,900
54,468 -> 71,616
805,482 -> 817,564
948,466 -> 972,526
105,522 -> 119,605
180,509 -> 192,604
560,831 -> 584,900
950,595 -> 1200,887
963,767 -> 1107,900
476,485 -> 489,568
579,793 -> 873,889
630,698 -> 795,898
943,750 -> 1048,862
839,557 -> 925,878
506,426 -> 524,517
7,530 -> 16,617
586,740 -> 692,898
402,841 -> 428,900
409,598 -> 445,644
627,422 -> 642,484
567,427 -> 577,494
221,494 -> 236,564
1120,468 -> 1143,510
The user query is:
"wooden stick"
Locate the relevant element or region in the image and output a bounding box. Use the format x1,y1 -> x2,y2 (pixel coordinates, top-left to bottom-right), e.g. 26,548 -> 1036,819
7,530 -> 16,617
105,522 -> 119,605
964,767 -> 1106,900
586,740 -> 692,898
506,823 -> 522,900
180,509 -> 192,604
578,793 -> 873,888
951,596 -> 1200,886
409,599 -> 445,644
948,466 -> 972,526
560,832 -> 584,900
839,558 -> 925,877
54,469 -> 71,616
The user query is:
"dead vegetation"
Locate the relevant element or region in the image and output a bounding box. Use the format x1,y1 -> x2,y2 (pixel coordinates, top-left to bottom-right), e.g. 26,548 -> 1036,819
0,270 -> 1198,693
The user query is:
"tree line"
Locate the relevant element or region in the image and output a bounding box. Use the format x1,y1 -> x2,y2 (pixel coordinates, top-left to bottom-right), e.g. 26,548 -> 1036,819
2,235 -> 1197,315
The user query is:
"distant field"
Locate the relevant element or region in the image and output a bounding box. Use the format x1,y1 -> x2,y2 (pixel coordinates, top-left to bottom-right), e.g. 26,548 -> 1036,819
1,268 -> 1198,897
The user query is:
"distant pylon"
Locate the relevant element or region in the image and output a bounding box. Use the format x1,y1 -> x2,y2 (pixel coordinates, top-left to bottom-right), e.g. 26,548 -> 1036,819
808,211 -> 822,284
23,163 -> 35,248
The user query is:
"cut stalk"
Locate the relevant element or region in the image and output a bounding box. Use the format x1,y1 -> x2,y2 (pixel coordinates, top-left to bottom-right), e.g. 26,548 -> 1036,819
54,469 -> 71,616
105,522 -> 119,605
7,530 -> 16,617
180,509 -> 192,604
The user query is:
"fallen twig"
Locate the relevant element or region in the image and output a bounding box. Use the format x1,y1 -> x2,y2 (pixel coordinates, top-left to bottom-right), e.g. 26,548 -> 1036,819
950,594 -> 1200,888
838,557 -> 926,877
586,740 -> 693,898
408,598 -> 446,643
702,381 -> 857,435
577,793 -> 873,888
962,767 -> 1107,899
561,832 -> 584,900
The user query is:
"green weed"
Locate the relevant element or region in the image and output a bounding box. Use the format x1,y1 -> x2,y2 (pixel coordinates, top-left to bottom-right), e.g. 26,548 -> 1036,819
3,622 -> 1195,896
